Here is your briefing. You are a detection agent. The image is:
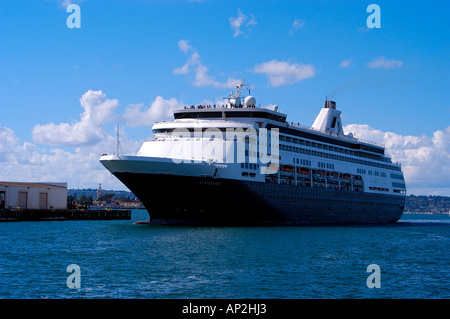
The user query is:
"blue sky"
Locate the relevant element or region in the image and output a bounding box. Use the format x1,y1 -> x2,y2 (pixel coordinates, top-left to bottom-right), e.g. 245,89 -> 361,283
0,0 -> 449,195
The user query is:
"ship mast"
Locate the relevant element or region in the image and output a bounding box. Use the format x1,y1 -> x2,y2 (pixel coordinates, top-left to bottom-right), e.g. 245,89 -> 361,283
223,79 -> 250,108
116,123 -> 122,156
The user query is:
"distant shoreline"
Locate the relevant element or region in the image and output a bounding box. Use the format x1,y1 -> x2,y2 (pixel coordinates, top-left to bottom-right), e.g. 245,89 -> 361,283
404,211 -> 449,215
88,205 -> 145,210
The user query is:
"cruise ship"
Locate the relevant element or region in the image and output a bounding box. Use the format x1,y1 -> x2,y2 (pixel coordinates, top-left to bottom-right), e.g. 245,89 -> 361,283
100,82 -> 406,225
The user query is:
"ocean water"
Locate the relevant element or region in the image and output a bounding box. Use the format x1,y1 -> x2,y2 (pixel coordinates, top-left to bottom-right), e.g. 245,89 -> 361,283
0,211 -> 448,299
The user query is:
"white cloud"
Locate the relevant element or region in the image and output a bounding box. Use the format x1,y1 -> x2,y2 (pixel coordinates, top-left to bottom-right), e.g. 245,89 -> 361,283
173,51 -> 199,75
340,59 -> 352,68
174,40 -> 241,88
0,126 -> 19,155
56,0 -> 83,8
177,39 -> 193,53
344,124 -> 450,195
229,9 -> 257,37
290,19 -> 305,34
122,96 -> 185,128
246,14 -> 257,27
368,56 -> 403,69
32,90 -> 119,146
253,59 -> 316,87
293,19 -> 305,30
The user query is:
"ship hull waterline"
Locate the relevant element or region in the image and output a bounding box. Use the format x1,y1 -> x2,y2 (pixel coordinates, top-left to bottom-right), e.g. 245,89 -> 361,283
112,172 -> 405,226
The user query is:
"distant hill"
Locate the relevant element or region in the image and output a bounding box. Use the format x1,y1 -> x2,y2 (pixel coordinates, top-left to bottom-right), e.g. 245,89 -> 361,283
405,195 -> 450,213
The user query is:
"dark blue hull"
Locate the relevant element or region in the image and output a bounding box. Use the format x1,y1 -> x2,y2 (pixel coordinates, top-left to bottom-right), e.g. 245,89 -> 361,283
114,172 -> 405,226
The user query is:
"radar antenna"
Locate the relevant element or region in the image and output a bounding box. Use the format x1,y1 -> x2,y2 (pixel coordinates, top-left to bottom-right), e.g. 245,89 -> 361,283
234,79 -> 249,98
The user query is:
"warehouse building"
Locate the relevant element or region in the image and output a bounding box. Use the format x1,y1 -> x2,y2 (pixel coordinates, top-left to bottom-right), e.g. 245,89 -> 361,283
0,181 -> 67,210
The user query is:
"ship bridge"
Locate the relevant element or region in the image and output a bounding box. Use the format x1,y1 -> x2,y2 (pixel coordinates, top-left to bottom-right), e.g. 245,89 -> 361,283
173,107 -> 287,123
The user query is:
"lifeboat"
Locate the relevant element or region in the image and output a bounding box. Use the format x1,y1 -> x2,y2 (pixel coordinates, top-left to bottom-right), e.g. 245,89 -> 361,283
353,175 -> 364,186
280,165 -> 294,176
313,169 -> 327,181
328,171 -> 340,183
297,167 -> 311,179
341,173 -> 351,183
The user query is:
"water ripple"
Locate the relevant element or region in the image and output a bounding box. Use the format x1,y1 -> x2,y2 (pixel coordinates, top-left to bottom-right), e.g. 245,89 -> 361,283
0,211 -> 448,298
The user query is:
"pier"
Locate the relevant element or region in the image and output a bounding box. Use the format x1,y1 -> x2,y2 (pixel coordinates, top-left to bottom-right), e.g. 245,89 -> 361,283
0,208 -> 131,222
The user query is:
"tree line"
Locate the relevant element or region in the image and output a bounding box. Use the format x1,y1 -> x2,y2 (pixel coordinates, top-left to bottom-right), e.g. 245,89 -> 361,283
405,195 -> 450,213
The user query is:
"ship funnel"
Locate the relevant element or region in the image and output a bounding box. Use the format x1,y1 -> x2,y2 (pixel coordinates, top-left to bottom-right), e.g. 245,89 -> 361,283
312,100 -> 343,134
